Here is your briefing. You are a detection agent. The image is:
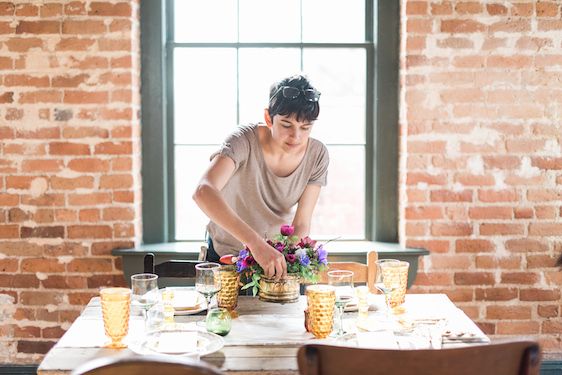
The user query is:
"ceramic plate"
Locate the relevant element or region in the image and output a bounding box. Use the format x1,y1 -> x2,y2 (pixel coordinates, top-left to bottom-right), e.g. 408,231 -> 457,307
129,327 -> 224,357
162,288 -> 207,316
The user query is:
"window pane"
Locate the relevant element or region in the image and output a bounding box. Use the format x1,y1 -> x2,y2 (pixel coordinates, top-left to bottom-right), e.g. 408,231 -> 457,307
239,48 -> 301,125
302,0 -> 364,42
174,0 -> 237,42
304,49 -> 366,145
311,145 -> 365,239
239,0 -> 301,42
175,145 -> 217,240
174,48 -> 237,144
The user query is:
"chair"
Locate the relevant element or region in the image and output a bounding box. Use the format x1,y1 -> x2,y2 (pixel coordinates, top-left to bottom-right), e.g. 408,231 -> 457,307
72,355 -> 224,375
143,253 -> 203,278
312,251 -> 378,293
297,341 -> 541,375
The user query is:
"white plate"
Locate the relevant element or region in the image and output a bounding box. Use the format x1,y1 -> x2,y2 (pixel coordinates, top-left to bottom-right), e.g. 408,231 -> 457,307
162,288 -> 207,316
129,326 -> 224,357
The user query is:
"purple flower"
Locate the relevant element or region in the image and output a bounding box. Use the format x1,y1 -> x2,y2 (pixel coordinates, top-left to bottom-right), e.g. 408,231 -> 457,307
300,236 -> 317,248
275,242 -> 285,252
280,224 -> 295,236
317,245 -> 328,265
285,254 -> 297,263
299,254 -> 310,267
238,249 -> 249,260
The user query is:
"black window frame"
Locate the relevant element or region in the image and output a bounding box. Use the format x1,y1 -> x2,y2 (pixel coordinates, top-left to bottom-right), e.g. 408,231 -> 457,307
140,0 -> 399,244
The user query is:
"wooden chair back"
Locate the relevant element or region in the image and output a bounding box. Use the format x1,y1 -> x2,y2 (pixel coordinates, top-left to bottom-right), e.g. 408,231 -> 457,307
314,251 -> 378,293
143,253 -> 203,278
297,341 -> 541,375
71,355 -> 224,375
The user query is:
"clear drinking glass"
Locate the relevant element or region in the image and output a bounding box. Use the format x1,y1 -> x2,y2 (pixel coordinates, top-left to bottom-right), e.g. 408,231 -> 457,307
327,270 -> 354,338
131,273 -> 159,328
374,259 -> 401,318
195,262 -> 222,323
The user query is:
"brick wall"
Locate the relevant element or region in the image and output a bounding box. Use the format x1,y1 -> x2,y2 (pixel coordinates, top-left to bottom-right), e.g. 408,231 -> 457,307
400,1 -> 562,354
0,0 -> 141,363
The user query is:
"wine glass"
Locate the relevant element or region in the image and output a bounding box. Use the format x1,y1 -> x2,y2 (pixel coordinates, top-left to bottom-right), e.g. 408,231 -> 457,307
375,259 -> 401,318
195,262 -> 222,321
327,270 -> 354,338
131,273 -> 159,329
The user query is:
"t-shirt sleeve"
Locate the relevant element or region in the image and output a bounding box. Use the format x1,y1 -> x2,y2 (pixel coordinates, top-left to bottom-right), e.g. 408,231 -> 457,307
308,142 -> 329,186
210,126 -> 251,170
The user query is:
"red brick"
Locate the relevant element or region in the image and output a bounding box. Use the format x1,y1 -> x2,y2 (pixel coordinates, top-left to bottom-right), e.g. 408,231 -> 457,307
0,225 -> 19,239
68,193 -> 112,206
64,2 -> 86,15
21,226 -> 64,239
487,306 -> 531,320
441,19 -> 485,33
62,20 -> 106,34
87,274 -> 127,288
66,258 -> 113,272
505,239 -> 549,253
95,142 -> 133,155
514,207 -> 533,219
114,223 -> 134,238
405,206 -> 443,220
0,258 -> 18,272
17,340 -> 56,354
99,174 -> 133,189
468,206 -> 512,219
20,291 -> 64,306
0,274 -> 39,288
497,321 -> 539,335
475,287 -> 518,301
50,176 -> 94,190
413,272 -> 453,286
41,275 -> 87,289
501,272 -> 539,285
64,91 -> 109,104
91,241 -> 134,256
0,193 -> 19,206
21,258 -> 65,273
21,160 -> 63,173
405,239 -> 450,253
43,243 -> 87,257
531,157 -> 562,170
529,223 -> 562,236
103,207 -> 135,221
49,142 -> 90,155
486,3 -> 508,15
480,223 -> 525,235
40,3 -> 62,17
430,190 -> 473,202
67,159 -> 110,173
42,326 -> 66,339
0,2 -> 15,15
88,2 -> 131,17
478,189 -> 519,202
520,288 -> 561,301
113,191 -> 134,203
16,21 -> 60,34
79,209 -> 100,222
455,272 -> 495,286
67,225 -> 112,239
456,239 -> 495,253
538,305 -> 559,318
431,223 -> 472,236
536,2 -> 559,17
63,126 -> 109,139
111,157 -> 133,171
56,38 -> 96,51
52,74 -> 89,88
15,3 -> 38,16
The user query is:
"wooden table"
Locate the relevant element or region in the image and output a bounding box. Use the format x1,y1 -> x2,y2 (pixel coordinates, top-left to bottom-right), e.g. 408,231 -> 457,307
37,294 -> 488,375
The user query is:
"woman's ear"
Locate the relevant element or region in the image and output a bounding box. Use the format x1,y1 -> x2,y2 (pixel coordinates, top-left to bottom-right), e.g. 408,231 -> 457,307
264,109 -> 273,128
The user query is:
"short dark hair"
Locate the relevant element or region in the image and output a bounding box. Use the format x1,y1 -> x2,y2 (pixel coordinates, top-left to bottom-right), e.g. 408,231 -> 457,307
268,74 -> 320,123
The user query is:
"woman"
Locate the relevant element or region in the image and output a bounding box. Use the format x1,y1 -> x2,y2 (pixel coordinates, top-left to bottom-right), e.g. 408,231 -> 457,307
193,74 -> 329,281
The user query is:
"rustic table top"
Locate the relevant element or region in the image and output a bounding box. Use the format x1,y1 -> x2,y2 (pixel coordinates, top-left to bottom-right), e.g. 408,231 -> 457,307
37,293 -> 488,375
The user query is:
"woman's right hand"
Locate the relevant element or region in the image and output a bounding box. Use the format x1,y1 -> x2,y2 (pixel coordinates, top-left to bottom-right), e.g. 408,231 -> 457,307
248,239 -> 287,280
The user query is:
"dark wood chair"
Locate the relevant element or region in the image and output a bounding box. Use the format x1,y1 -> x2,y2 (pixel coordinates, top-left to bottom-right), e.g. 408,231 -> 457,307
143,253 -> 203,278
297,341 -> 541,375
71,355 -> 224,375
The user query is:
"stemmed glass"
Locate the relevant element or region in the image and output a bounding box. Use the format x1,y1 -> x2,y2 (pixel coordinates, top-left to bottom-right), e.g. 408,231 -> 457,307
195,263 -> 222,320
327,270 -> 354,338
375,259 -> 401,318
131,273 -> 159,329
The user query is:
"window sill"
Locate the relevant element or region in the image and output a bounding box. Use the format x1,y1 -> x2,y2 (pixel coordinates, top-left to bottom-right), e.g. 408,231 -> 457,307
113,241 -> 429,288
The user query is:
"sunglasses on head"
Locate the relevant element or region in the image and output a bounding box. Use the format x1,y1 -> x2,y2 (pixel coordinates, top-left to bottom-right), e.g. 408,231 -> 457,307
269,86 -> 321,104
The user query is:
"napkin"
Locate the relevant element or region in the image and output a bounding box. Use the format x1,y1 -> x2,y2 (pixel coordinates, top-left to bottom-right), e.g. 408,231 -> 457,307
172,289 -> 202,311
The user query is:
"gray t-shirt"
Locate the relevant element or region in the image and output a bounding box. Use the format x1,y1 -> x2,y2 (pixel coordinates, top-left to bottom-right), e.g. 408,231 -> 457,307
207,124 -> 329,256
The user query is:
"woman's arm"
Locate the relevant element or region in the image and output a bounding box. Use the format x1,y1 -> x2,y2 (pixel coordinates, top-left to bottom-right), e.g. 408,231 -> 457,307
193,155 -> 287,279
292,184 -> 322,239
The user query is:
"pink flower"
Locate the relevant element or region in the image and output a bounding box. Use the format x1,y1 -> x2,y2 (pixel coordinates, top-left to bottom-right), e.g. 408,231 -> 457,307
285,254 -> 297,263
280,224 -> 294,236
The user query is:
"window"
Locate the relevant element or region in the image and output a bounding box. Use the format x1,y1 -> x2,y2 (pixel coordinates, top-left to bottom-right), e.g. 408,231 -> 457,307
140,0 -> 398,244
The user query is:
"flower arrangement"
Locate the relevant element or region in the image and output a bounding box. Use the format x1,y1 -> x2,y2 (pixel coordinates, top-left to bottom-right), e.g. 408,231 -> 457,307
236,224 -> 328,296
